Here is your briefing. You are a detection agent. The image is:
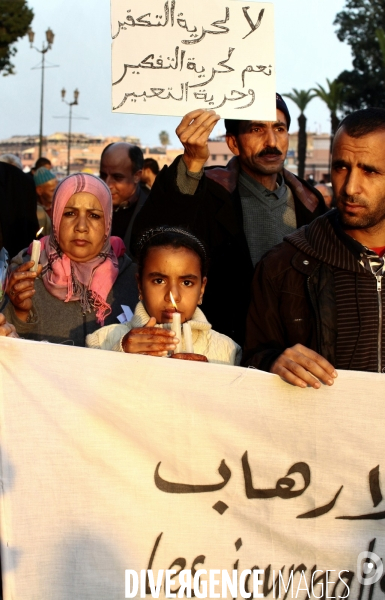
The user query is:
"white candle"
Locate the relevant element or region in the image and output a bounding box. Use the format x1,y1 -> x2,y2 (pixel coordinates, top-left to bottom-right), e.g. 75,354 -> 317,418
183,322 -> 194,353
30,239 -> 41,272
171,311 -> 182,353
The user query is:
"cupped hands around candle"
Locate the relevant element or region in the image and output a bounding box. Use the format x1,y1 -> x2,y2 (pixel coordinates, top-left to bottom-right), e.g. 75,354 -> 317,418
122,316 -> 179,356
6,261 -> 43,322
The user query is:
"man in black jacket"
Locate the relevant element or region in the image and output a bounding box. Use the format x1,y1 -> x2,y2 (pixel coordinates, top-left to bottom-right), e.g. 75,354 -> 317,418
0,162 -> 39,259
243,107 -> 385,386
133,96 -> 325,345
100,143 -> 148,256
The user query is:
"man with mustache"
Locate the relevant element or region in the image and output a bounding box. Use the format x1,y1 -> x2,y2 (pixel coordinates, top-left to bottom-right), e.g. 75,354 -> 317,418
133,95 -> 326,345
243,107 -> 385,382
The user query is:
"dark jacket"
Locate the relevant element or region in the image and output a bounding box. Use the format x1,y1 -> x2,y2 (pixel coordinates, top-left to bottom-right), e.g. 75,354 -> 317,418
123,185 -> 148,255
243,210 -> 385,373
132,155 -> 326,345
112,186 -> 148,258
0,162 -> 39,258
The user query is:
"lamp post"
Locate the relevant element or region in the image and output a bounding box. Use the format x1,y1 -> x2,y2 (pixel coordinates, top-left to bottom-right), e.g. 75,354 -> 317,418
28,27 -> 55,159
61,88 -> 79,175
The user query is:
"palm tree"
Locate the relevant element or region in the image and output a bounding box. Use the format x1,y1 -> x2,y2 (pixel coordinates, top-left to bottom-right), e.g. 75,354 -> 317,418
159,130 -> 170,149
283,89 -> 316,179
313,79 -> 344,153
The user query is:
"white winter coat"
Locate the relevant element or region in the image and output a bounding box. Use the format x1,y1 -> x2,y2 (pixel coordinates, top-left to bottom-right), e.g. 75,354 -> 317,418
86,301 -> 241,366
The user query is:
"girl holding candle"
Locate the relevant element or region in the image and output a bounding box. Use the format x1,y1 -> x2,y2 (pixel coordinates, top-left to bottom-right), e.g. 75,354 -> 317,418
3,173 -> 138,346
86,227 -> 241,365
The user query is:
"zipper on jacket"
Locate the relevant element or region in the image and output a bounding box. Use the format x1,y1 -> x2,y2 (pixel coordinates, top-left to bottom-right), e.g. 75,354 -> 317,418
377,275 -> 382,373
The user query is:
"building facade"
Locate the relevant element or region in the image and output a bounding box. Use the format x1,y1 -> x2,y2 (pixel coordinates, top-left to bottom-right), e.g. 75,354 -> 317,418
0,133 -> 183,175
0,130 -> 332,182
207,132 -> 332,182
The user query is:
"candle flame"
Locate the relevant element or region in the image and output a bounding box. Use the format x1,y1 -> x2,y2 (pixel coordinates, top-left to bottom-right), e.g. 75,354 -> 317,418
169,291 -> 177,310
36,227 -> 44,238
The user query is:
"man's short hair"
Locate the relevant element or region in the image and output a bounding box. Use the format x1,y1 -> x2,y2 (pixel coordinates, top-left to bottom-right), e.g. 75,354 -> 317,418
224,119 -> 241,136
337,108 -> 385,138
101,143 -> 144,173
224,93 -> 291,136
143,158 -> 159,175
34,157 -> 51,170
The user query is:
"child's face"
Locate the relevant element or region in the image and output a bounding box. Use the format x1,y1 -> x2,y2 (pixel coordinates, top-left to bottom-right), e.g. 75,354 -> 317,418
138,246 -> 207,324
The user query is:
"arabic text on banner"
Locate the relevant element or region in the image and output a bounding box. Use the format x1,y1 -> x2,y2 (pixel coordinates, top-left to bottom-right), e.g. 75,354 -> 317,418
0,337 -> 384,598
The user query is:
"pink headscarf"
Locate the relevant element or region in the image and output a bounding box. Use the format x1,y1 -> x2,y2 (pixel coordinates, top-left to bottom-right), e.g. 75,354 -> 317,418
30,173 -> 125,325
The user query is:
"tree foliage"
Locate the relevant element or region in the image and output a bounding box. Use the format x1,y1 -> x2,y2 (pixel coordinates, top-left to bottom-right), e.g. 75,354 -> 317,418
313,79 -> 344,152
334,0 -> 385,111
284,89 -> 316,114
283,89 -> 316,179
376,27 -> 385,67
0,0 -> 34,76
159,130 -> 170,147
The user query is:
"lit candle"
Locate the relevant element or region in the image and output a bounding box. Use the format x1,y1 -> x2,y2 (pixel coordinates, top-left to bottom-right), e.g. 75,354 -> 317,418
169,292 -> 182,353
183,322 -> 194,353
30,227 -> 44,272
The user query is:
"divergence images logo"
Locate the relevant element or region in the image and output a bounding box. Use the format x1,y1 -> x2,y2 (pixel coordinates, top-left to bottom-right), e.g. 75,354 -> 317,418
357,551 -> 383,585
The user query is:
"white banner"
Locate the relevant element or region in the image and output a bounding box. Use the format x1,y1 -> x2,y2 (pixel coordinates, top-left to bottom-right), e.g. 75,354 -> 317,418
1,337 -> 385,600
111,0 -> 276,118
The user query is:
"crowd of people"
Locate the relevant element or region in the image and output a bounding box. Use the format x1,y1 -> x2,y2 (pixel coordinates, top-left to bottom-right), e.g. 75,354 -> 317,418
1,94 -> 385,383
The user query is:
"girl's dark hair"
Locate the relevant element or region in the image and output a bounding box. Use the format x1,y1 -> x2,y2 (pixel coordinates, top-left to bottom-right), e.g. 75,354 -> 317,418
135,226 -> 209,278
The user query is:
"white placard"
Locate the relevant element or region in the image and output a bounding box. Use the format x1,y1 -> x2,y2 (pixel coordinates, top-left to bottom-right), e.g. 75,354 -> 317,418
1,338 -> 385,599
111,0 -> 276,119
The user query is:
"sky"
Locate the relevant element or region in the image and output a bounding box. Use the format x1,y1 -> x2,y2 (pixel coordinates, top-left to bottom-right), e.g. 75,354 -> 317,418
2,0 -> 353,148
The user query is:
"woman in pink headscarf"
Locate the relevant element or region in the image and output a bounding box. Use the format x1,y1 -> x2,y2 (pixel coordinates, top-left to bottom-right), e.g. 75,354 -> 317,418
4,173 -> 138,346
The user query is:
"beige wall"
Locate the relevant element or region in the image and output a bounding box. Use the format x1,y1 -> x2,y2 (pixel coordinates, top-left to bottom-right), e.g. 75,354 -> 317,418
0,133 -> 183,175
1,130 -> 332,182
286,132 -> 331,181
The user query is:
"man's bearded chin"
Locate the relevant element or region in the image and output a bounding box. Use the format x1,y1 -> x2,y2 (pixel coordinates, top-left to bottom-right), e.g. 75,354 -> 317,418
338,196 -> 385,230
339,213 -> 367,230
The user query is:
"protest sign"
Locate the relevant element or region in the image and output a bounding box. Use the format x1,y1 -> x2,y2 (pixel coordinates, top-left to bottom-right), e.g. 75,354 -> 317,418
1,337 -> 384,599
111,0 -> 276,119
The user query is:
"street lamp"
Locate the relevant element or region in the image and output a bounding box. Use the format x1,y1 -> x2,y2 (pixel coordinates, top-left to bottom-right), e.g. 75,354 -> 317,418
28,27 -> 55,159
61,88 -> 79,176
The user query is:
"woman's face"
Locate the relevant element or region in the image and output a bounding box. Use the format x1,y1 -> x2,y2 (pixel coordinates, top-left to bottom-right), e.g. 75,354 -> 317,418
138,246 -> 207,324
58,192 -> 105,262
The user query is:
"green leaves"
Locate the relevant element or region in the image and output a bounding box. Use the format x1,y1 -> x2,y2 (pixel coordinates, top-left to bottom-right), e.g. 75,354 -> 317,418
159,131 -> 170,147
312,79 -> 344,114
0,0 -> 34,76
334,0 -> 385,110
283,89 -> 316,178
312,79 -> 344,148
376,27 -> 385,67
283,89 -> 316,114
